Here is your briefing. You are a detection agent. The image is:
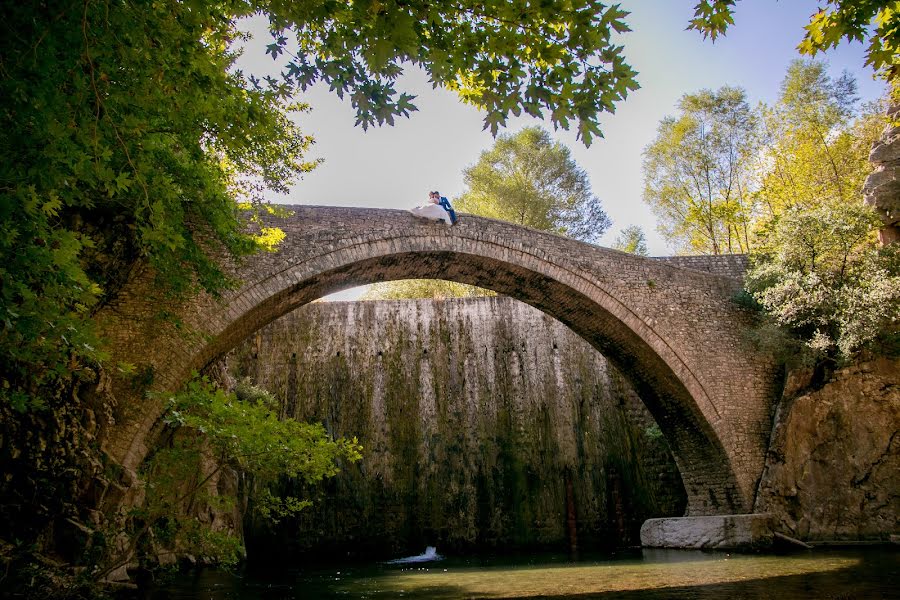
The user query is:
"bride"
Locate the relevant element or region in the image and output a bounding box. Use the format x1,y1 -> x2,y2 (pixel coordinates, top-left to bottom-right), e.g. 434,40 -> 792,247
409,191 -> 454,225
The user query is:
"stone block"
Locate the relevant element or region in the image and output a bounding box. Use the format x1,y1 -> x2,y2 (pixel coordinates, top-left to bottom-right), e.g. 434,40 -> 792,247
640,514 -> 774,549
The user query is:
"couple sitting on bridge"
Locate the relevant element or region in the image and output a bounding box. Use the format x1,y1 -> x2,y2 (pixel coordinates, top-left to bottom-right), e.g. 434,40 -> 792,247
409,190 -> 458,225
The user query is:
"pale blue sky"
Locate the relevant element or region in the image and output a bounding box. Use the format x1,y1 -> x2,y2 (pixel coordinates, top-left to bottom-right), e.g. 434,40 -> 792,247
237,0 -> 886,260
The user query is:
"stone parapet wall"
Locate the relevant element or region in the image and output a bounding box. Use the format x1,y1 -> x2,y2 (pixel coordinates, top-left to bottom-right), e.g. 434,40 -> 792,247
654,254 -> 749,280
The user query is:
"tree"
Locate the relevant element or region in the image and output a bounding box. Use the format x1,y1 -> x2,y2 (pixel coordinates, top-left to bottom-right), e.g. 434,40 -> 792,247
688,0 -> 899,85
457,127 -> 611,243
0,1 -> 636,411
364,127 -> 609,300
95,377 -> 362,579
745,201 -> 900,361
754,60 -> 882,222
643,86 -> 758,255
365,127 -> 609,300
643,61 -> 888,259
0,3 -> 313,412
613,225 -> 649,256
270,0 -> 639,144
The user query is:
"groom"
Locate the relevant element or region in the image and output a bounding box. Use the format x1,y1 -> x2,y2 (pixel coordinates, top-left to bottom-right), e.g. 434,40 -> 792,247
429,191 -> 458,225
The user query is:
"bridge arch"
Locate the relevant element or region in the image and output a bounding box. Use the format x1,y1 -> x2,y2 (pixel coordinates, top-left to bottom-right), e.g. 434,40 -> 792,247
97,207 -> 778,516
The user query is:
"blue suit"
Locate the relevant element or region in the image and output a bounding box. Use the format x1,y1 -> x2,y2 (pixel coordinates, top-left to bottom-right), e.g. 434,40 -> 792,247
438,197 -> 457,225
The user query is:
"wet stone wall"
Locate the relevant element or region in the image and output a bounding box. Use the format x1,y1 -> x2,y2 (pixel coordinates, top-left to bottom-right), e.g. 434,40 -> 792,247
228,297 -> 686,563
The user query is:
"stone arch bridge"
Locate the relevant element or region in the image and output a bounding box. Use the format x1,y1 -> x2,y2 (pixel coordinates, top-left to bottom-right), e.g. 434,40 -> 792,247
97,206 -> 778,518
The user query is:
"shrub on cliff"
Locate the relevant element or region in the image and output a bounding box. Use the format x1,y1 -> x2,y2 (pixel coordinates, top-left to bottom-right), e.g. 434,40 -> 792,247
745,201 -> 900,362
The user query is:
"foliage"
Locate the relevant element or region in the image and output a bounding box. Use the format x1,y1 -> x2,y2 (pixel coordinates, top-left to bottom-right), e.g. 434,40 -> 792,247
644,61 -> 887,257
643,59 -> 897,360
688,0 -> 899,84
643,86 -> 757,255
365,126 -> 608,299
687,1 -> 738,42
745,202 -> 900,360
0,542 -> 106,600
0,200 -> 107,412
0,2 -> 317,412
98,377 -> 361,575
162,375 -> 362,509
234,377 -> 280,411
643,424 -> 663,441
612,225 -> 649,256
1,0 -> 643,413
361,279 -> 493,300
264,0 -> 640,144
741,64 -> 894,362
755,60 -> 883,222
457,127 -> 611,243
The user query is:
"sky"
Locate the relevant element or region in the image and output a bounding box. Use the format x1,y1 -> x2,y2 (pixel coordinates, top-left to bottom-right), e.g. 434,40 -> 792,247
235,1 -> 886,297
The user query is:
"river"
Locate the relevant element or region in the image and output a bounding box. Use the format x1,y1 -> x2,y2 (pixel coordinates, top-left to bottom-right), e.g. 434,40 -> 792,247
145,547 -> 899,599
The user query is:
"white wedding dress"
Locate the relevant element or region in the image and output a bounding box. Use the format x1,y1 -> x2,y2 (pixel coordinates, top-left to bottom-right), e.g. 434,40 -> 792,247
409,203 -> 452,225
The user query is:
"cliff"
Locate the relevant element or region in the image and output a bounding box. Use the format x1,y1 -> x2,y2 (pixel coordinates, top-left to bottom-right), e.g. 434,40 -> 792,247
864,104 -> 900,244
755,357 -> 900,542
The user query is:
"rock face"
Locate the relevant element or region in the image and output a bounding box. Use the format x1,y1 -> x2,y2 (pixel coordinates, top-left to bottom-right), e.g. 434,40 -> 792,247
754,357 -> 900,541
228,297 -> 686,562
864,104 -> 900,244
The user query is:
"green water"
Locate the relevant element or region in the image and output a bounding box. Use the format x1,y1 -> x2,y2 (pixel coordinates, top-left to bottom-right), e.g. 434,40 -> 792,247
146,547 -> 899,599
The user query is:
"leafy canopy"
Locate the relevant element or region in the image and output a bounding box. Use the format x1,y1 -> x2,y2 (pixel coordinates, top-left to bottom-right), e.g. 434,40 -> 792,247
643,59 -> 895,361
0,0 -> 638,411
163,378 -> 361,488
755,60 -> 883,221
266,0 -> 639,145
107,377 -> 363,572
1,2 -> 317,411
688,0 -> 900,83
361,279 -> 494,300
746,62 -> 893,362
613,225 -> 649,256
643,61 -> 887,257
364,127 -> 609,300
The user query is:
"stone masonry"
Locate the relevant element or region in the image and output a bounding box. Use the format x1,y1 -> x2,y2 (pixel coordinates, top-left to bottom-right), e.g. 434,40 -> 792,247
94,207 -> 780,516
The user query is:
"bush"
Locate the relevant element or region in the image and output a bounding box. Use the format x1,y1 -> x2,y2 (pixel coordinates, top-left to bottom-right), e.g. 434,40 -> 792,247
745,201 -> 900,362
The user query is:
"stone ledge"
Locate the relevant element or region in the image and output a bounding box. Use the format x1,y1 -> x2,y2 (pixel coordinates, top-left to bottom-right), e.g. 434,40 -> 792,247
640,514 -> 774,550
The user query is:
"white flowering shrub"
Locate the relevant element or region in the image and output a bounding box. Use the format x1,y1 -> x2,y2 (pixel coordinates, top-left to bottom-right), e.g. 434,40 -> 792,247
745,202 -> 900,361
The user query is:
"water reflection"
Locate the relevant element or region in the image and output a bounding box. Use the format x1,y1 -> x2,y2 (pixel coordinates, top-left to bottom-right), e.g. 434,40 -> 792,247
146,547 -> 900,599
